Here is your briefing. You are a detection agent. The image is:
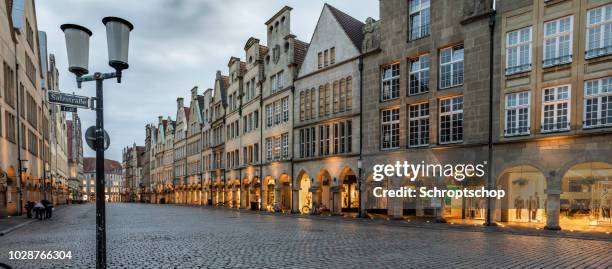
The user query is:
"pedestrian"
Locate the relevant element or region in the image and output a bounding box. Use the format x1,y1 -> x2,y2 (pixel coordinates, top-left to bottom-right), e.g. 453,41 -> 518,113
24,201 -> 34,218
42,199 -> 53,219
33,201 -> 45,220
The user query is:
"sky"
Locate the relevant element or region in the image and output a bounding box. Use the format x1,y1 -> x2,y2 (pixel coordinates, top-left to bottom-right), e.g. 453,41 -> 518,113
35,0 -> 379,162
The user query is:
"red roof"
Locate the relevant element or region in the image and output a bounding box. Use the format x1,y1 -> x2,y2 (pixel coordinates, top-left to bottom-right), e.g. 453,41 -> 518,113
293,39 -> 309,69
83,158 -> 122,174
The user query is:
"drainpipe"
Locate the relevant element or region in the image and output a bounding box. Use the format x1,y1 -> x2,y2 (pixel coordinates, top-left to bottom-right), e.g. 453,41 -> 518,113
484,7 -> 497,227
290,83 -> 295,214
358,56 -> 364,218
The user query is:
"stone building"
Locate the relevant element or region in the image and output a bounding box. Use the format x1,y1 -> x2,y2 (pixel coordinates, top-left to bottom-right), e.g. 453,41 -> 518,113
134,1 -> 612,232
142,123 -> 155,203
183,87 -> 204,205
151,116 -> 172,204
260,6 -> 309,212
66,113 -> 84,202
122,143 -> 144,202
200,88 -> 213,205
47,53 -> 70,205
293,4 -> 364,216
224,57 -> 246,208
491,0 -> 612,230
209,72 -> 228,205
0,0 -> 53,216
82,158 -> 123,202
172,97 -> 189,203
239,37 -> 267,210
360,0 -> 496,222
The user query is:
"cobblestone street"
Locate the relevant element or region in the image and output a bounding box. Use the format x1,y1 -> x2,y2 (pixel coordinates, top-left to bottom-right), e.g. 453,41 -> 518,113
0,203 -> 610,268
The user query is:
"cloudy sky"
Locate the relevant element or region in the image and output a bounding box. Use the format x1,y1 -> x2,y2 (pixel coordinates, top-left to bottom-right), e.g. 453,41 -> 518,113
36,0 -> 378,161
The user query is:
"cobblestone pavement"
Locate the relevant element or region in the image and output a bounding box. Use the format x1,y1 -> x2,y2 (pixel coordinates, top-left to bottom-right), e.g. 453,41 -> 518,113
0,203 -> 610,269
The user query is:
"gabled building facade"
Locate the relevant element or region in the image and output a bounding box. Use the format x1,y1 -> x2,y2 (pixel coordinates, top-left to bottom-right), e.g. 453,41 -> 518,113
293,4 -> 364,215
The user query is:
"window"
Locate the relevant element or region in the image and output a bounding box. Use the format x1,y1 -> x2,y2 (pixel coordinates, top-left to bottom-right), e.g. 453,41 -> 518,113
299,129 -> 305,158
271,74 -> 277,94
340,122 -> 346,153
439,45 -> 464,89
346,77 -> 353,111
504,91 -> 530,136
347,121 -> 352,153
586,4 -> 612,59
266,104 -> 273,127
506,26 -> 532,75
409,54 -> 429,95
339,79 -> 346,112
381,63 -> 400,101
3,63 -> 15,108
277,71 -> 284,90
333,123 -> 339,154
439,96 -> 463,144
300,91 -> 305,121
324,49 -> 329,67
282,133 -> 289,158
333,81 -> 339,113
325,125 -> 330,155
310,88 -> 316,119
409,0 -> 430,40
330,47 -> 335,64
584,77 -> 612,128
282,97 -> 289,122
274,136 -> 281,160
542,85 -> 570,132
381,108 -> 400,149
305,90 -> 311,120
325,83 -> 331,115
543,16 -> 573,67
409,103 -> 429,146
319,86 -> 325,117
319,126 -> 324,156
266,138 -> 273,161
274,100 -> 281,124
318,52 -> 323,69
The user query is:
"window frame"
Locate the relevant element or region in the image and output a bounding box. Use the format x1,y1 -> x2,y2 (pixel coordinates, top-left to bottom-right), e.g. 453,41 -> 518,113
438,96 -> 464,144
505,26 -> 533,75
541,85 -> 571,133
381,107 -> 400,150
504,91 -> 531,136
439,45 -> 464,89
408,102 -> 429,147
543,16 -> 573,67
381,63 -> 400,101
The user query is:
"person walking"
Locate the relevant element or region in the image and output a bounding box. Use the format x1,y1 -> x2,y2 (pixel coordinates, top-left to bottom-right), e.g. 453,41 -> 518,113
42,199 -> 53,219
24,201 -> 34,218
33,201 -> 45,220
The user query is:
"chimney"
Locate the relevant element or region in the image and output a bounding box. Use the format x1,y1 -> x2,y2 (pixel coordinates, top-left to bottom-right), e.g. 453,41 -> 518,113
177,97 -> 184,109
158,116 -> 163,124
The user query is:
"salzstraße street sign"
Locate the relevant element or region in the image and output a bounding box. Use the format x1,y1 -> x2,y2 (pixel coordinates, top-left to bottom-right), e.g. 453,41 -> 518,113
48,91 -> 89,109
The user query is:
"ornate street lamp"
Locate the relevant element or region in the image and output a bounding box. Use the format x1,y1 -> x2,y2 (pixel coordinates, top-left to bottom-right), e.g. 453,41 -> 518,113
61,17 -> 133,269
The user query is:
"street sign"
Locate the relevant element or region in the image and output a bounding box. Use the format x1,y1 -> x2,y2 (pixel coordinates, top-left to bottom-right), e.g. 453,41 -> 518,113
85,126 -> 110,151
60,106 -> 78,112
48,91 -> 90,109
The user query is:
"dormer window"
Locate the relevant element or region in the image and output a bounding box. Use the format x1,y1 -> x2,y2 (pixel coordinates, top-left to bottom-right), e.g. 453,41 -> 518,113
284,42 -> 290,52
249,56 -> 253,63
281,16 -> 286,24
269,26 -> 273,32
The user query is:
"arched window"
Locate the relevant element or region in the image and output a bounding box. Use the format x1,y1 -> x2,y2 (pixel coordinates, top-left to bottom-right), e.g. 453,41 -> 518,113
310,88 -> 316,119
346,76 -> 353,111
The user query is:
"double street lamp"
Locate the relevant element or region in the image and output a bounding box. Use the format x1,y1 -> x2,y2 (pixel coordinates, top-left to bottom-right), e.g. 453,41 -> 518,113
61,16 -> 133,269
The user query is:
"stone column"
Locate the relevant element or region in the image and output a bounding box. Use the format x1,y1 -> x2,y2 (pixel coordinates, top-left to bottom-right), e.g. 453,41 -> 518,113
291,184 -> 300,214
388,177 -> 403,219
544,171 -> 561,230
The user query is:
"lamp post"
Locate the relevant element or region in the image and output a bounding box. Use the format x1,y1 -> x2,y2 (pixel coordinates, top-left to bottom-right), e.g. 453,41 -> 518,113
61,17 -> 133,269
17,159 -> 29,215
